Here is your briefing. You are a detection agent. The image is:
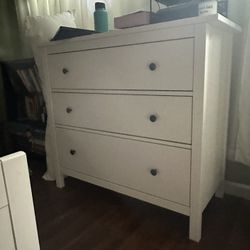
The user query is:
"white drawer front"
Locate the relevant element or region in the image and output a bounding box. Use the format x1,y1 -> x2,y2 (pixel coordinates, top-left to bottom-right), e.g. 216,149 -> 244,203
53,93 -> 192,144
0,206 -> 15,250
0,166 -> 7,209
48,39 -> 194,91
56,128 -> 191,206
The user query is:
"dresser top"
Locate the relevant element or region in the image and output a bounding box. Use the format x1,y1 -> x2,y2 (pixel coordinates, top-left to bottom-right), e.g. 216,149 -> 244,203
41,14 -> 240,48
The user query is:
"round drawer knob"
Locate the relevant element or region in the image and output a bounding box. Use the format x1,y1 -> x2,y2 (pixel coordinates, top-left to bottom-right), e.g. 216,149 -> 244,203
62,68 -> 69,74
70,149 -> 76,155
150,169 -> 158,176
66,107 -> 72,113
149,63 -> 157,71
149,114 -> 157,123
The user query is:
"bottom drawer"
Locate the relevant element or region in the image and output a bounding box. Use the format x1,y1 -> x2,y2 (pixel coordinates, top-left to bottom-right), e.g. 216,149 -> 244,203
56,128 -> 191,206
0,206 -> 15,250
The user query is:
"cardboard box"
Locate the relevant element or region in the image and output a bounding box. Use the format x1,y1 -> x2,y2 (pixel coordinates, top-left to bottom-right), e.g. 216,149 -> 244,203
114,11 -> 151,29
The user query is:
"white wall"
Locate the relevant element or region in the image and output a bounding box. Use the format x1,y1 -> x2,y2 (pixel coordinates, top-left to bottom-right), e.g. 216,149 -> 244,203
117,0 -> 149,14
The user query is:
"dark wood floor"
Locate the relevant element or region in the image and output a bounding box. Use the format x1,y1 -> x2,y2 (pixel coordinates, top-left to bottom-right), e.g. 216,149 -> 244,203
30,161 -> 250,250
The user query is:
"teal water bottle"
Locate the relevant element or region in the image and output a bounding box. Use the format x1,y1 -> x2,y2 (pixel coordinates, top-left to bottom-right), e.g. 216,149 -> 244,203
94,2 -> 108,32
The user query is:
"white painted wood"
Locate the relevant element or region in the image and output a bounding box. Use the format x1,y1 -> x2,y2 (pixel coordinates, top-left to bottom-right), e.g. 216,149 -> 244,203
0,164 -> 7,209
0,206 -> 15,250
63,167 -> 190,216
225,181 -> 250,200
46,25 -> 195,54
215,28 -> 234,199
53,93 -> 192,144
56,125 -> 192,150
52,89 -> 194,97
40,14 -> 240,55
40,47 -> 65,187
41,15 -> 239,242
201,25 -> 234,206
56,128 -> 191,206
189,24 -> 207,243
48,39 -> 194,91
1,152 -> 40,250
190,22 -> 234,242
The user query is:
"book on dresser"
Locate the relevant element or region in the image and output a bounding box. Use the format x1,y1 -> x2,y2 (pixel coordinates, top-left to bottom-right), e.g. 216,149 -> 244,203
40,14 -> 241,242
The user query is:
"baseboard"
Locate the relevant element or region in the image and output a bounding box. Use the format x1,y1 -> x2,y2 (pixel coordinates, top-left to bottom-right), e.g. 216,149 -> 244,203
224,181 -> 250,200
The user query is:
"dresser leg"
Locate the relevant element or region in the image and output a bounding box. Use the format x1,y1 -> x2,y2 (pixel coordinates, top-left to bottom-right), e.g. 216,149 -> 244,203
189,211 -> 202,242
56,174 -> 65,188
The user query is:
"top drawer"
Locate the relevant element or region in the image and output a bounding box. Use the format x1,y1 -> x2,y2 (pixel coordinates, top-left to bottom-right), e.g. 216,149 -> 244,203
48,39 -> 194,91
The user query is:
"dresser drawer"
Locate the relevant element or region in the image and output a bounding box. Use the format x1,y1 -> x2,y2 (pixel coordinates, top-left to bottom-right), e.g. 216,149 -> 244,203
0,206 -> 15,250
48,39 -> 194,91
0,165 -> 7,209
53,93 -> 192,144
56,128 -> 191,205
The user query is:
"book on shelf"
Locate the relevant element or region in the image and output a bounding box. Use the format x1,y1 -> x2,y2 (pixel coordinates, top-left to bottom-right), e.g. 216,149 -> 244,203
28,68 -> 42,93
13,63 -> 45,122
25,96 -> 41,121
16,67 -> 42,94
7,69 -> 25,95
16,69 -> 34,93
2,58 -> 46,155
3,58 -> 46,122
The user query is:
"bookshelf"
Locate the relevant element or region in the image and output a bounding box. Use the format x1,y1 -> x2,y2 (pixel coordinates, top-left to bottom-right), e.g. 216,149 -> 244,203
1,58 -> 46,156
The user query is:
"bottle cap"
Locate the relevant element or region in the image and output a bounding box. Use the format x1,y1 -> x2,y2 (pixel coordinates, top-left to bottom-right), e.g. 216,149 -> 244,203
95,2 -> 106,10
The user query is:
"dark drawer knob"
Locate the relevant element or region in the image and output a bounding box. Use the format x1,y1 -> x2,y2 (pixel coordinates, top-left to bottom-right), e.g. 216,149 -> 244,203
70,149 -> 76,155
150,169 -> 158,176
66,107 -> 72,113
149,114 -> 157,123
62,68 -> 69,74
149,63 -> 157,71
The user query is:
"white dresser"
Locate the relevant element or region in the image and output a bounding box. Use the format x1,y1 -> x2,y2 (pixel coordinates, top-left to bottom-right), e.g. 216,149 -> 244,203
40,14 -> 240,242
0,152 -> 40,250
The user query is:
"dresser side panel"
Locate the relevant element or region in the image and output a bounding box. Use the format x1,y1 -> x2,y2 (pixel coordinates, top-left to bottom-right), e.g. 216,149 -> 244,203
200,25 -> 234,210
189,23 -> 207,242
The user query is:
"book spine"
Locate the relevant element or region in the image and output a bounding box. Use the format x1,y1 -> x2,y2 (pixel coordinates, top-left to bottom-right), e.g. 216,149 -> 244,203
16,69 -> 30,92
25,96 -> 40,121
17,69 -> 35,93
28,68 -> 42,93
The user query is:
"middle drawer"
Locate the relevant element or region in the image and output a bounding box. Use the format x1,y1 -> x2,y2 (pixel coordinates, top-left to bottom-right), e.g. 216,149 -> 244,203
52,93 -> 192,144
